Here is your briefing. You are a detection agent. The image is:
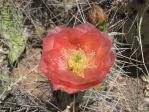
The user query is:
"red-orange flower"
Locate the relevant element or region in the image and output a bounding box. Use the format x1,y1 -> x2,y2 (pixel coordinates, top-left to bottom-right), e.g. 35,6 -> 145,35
39,23 -> 115,94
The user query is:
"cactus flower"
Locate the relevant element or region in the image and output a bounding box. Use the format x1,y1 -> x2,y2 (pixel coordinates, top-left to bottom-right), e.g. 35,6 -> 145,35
39,23 -> 115,94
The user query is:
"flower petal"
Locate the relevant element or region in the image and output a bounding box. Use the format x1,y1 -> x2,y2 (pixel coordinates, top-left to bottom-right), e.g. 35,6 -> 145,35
79,28 -> 110,53
95,35 -> 112,67
53,33 -> 74,50
38,56 -> 48,73
99,51 -> 115,75
84,68 -> 107,81
43,26 -> 69,52
84,52 -> 115,82
59,28 -> 83,47
43,49 -> 66,71
45,69 -> 101,90
43,34 -> 55,52
52,81 -> 82,94
76,23 -> 96,33
52,27 -> 84,50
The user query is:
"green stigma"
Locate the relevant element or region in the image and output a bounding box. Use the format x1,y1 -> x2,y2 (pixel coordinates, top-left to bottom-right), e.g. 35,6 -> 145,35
75,53 -> 82,61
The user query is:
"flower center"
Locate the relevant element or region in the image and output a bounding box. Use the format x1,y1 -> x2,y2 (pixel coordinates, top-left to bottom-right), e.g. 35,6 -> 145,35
67,50 -> 90,77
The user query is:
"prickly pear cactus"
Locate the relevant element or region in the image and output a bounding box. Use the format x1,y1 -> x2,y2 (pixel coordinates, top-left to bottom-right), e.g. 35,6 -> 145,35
0,0 -> 28,63
0,0 -> 28,93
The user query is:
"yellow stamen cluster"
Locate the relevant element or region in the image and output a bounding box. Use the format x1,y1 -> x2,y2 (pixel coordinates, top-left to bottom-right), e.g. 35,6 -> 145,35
67,50 -> 90,77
